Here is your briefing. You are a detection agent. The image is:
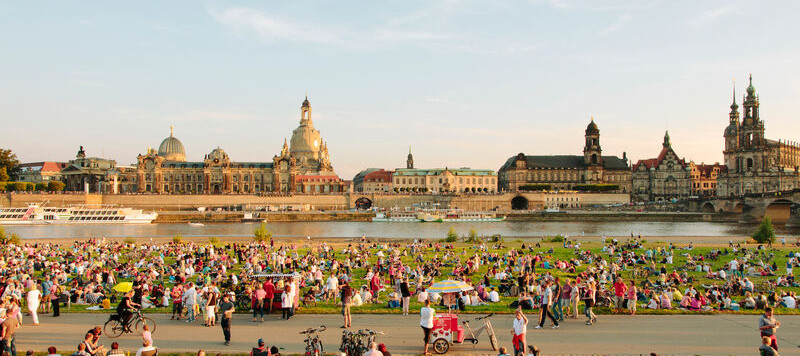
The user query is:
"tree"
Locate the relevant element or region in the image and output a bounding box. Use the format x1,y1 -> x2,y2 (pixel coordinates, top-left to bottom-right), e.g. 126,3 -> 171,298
35,182 -> 47,191
47,181 -> 65,192
253,222 -> 272,243
466,228 -> 479,243
172,234 -> 185,244
0,167 -> 8,182
0,149 -> 19,181
752,216 -> 776,245
444,227 -> 458,242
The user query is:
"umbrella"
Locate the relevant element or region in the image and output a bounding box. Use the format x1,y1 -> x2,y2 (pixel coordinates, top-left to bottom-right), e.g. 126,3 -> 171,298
112,282 -> 133,293
427,279 -> 473,294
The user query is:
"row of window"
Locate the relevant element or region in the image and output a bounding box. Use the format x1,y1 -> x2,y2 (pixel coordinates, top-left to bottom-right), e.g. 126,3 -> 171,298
394,177 -> 496,185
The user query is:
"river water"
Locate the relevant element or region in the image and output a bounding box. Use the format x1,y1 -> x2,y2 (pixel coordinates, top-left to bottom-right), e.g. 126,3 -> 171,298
4,221 -> 800,241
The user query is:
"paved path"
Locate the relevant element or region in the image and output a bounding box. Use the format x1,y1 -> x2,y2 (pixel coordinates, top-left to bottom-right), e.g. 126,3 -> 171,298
12,312 -> 800,355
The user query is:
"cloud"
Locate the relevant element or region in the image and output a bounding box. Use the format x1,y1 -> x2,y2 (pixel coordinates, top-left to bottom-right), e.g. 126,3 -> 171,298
689,3 -> 739,27
209,7 -> 344,45
600,13 -> 633,35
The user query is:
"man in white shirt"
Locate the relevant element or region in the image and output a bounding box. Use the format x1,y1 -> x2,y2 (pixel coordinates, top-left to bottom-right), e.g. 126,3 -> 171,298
417,288 -> 429,303
782,294 -> 796,309
182,283 -> 197,322
488,288 -> 500,303
536,281 -> 559,329
326,275 -> 339,301
511,309 -> 528,355
420,300 -> 435,355
362,341 -> 384,356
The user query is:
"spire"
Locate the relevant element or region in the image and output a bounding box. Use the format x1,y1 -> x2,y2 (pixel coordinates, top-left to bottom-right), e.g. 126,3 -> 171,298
730,80 -> 739,111
663,130 -> 671,148
170,125 -> 174,137
407,146 -> 414,169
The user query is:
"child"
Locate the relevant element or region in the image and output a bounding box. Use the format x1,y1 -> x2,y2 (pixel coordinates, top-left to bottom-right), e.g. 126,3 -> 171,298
142,324 -> 153,346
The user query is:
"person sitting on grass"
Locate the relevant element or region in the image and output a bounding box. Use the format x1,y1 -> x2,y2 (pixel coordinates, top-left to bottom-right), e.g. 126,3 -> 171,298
107,342 -> 124,356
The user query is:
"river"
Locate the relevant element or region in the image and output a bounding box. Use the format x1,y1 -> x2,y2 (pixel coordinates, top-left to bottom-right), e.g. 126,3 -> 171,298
3,221 -> 800,242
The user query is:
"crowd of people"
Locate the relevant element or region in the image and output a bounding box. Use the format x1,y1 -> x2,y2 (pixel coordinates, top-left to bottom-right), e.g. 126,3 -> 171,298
0,234 -> 795,355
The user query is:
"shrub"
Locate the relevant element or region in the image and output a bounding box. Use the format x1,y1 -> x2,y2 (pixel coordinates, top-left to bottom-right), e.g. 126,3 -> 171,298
444,227 -> 458,242
519,184 -> 551,191
752,216 -> 775,244
123,237 -> 136,245
465,228 -> 479,243
47,181 -> 65,192
548,234 -> 565,242
209,236 -> 220,245
253,223 -> 272,243
172,234 -> 185,244
572,184 -> 619,192
6,233 -> 21,245
35,182 -> 47,191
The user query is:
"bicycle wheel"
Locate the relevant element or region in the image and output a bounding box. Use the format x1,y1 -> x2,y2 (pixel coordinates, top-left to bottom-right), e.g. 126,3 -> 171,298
314,341 -> 323,356
104,319 -> 124,338
135,317 -> 157,334
486,322 -> 498,351
432,338 -> 450,354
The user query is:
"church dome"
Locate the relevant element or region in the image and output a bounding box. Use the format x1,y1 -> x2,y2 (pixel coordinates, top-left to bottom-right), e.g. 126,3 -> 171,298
585,119 -> 599,134
158,128 -> 186,162
724,123 -> 738,136
208,147 -> 227,161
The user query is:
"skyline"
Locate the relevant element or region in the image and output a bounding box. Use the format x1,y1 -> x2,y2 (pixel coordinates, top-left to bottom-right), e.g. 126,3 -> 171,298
2,1 -> 800,179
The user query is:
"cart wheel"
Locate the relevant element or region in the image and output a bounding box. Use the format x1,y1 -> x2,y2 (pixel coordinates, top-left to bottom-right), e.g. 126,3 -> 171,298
433,338 -> 450,354
486,323 -> 498,351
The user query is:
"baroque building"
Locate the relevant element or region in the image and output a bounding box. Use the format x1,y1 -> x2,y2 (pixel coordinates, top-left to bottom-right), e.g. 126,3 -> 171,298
61,146 -> 120,193
689,162 -> 724,197
631,131 -> 691,202
135,97 -> 343,194
717,75 -> 800,196
498,119 -> 631,192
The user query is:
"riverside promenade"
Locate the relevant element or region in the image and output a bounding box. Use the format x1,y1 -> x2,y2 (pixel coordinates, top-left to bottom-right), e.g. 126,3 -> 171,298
13,313 -> 800,355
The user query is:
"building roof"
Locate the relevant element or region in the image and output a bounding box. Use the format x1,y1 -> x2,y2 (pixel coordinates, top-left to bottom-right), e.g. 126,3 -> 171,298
158,128 -> 186,162
364,169 -> 392,182
500,154 -> 629,171
691,162 -> 726,177
18,162 -> 68,173
352,168 -> 383,185
632,146 -> 686,171
394,168 -> 496,176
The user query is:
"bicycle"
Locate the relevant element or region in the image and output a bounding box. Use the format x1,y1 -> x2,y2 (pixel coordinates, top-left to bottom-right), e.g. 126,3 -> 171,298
300,325 -> 326,356
340,329 -> 384,356
104,309 -> 157,338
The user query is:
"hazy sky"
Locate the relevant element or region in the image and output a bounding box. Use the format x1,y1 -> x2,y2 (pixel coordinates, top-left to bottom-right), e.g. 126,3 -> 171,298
2,0 -> 800,179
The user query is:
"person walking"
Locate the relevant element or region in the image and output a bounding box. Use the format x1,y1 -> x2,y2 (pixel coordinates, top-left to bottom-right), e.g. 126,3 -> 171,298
400,277 -> 411,316
584,281 -> 597,325
340,280 -> 353,328
49,280 -> 60,317
511,309 -> 528,356
535,280 -> 558,329
263,278 -> 275,315
26,285 -> 41,326
218,293 -> 235,346
759,307 -> 780,351
1,307 -> 19,356
420,299 -> 435,355
569,280 -> 579,319
550,277 -> 562,321
252,284 -> 266,322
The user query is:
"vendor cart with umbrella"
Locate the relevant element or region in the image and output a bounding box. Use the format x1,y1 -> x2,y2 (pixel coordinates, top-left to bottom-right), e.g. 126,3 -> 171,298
426,280 -> 497,354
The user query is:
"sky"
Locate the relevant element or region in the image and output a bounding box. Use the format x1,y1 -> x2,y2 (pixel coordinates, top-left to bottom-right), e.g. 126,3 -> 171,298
2,0 -> 800,179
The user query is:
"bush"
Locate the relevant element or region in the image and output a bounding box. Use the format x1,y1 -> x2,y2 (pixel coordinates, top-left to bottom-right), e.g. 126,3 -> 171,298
489,234 -> 503,243
548,234 -> 565,242
172,234 -> 185,244
465,228 -> 479,243
209,236 -> 220,245
123,237 -> 136,245
0,227 -> 19,245
519,184 -> 551,191
573,184 -> 619,192
253,223 -> 272,243
444,227 -> 458,242
752,216 -> 775,244
47,181 -> 65,192
35,182 -> 47,191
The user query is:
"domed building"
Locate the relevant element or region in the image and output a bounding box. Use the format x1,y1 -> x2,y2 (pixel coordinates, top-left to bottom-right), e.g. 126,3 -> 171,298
134,97 -> 342,194
157,127 -> 186,162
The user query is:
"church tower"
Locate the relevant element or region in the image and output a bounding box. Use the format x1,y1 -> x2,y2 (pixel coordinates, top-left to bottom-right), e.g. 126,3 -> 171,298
407,147 -> 414,169
723,82 -> 740,170
583,118 -> 602,166
739,74 -> 765,148
300,95 -> 312,125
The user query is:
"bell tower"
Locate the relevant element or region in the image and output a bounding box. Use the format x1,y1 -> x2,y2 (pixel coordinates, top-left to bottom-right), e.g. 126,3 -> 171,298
583,118 -> 602,166
300,95 -> 312,126
407,146 -> 414,169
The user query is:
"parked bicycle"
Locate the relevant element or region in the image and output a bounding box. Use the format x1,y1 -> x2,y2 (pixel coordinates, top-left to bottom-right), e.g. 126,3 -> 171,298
104,309 -> 157,338
300,325 -> 326,356
340,329 -> 384,356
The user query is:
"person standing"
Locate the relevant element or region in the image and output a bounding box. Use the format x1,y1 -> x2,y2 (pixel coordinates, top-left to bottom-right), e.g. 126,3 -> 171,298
252,284 -> 266,322
569,280 -> 579,319
205,285 -> 218,327
183,283 -> 197,323
49,280 -> 60,317
759,307 -> 780,351
400,277 -> 411,316
550,277 -> 562,321
263,279 -> 275,315
626,280 -> 638,315
218,293 -> 235,346
584,281 -> 597,325
170,283 -> 184,321
612,277 -> 627,314
420,299 -> 435,355
535,280 -> 558,329
26,286 -> 41,326
340,281 -> 353,328
281,285 -> 293,320
511,309 -> 528,356
1,307 -> 19,356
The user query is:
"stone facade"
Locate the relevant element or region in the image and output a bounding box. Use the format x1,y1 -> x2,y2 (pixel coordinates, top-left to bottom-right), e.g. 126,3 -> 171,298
353,169 -> 393,193
392,168 -> 497,193
718,75 -> 800,196
689,162 -> 724,197
135,98 -> 344,194
631,132 -> 691,202
498,119 -> 632,192
60,146 -> 120,193
15,162 -> 67,183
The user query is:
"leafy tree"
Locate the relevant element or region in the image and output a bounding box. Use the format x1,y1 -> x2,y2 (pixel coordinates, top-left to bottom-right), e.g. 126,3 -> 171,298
35,182 -> 47,191
444,227 -> 458,242
47,181 -> 65,192
0,167 -> 8,182
253,222 -> 272,243
466,228 -> 479,243
209,236 -> 221,246
752,216 -> 776,245
172,234 -> 185,244
0,149 -> 19,181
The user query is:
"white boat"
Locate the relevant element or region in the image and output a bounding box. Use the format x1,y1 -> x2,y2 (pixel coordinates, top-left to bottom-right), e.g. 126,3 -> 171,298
188,222 -> 205,227
0,204 -> 158,225
372,211 -> 421,222
372,209 -> 504,222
